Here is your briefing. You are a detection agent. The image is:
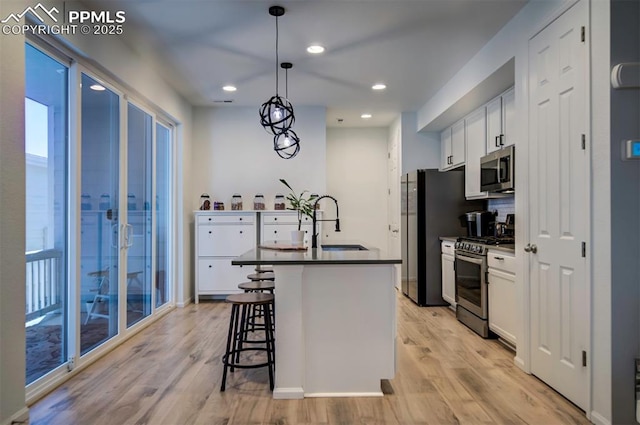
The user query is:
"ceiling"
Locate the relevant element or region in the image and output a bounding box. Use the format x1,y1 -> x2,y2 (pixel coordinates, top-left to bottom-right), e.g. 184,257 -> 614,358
89,0 -> 528,127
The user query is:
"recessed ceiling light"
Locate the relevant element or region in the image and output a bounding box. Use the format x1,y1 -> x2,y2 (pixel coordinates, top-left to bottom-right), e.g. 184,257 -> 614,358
90,84 -> 106,91
222,85 -> 237,92
307,45 -> 325,54
372,83 -> 386,91
361,114 -> 372,119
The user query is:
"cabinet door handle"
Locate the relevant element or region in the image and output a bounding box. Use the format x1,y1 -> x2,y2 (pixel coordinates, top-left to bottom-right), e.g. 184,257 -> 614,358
493,256 -> 504,260
208,265 -> 212,268
274,217 -> 277,221
208,218 -> 212,221
444,244 -> 451,248
239,217 -> 243,221
274,230 -> 277,234
208,231 -> 212,234
495,136 -> 500,148
239,230 -> 243,234
500,134 -> 505,146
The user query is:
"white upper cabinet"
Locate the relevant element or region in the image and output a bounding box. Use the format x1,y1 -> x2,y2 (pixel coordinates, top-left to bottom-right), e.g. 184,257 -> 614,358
464,107 -> 488,199
440,120 -> 465,171
440,127 -> 452,170
486,87 -> 515,154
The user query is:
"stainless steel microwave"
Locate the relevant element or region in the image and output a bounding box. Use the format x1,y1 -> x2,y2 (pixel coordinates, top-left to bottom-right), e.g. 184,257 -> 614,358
480,145 -> 514,193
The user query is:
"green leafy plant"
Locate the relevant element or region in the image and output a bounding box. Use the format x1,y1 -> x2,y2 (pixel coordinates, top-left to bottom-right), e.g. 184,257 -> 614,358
279,179 -> 318,230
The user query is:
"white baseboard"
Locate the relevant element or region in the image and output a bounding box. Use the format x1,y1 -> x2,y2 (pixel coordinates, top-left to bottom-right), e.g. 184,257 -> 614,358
514,355 -> 526,371
273,387 -> 304,399
1,407 -> 29,425
304,391 -> 383,398
176,296 -> 192,308
589,410 -> 611,425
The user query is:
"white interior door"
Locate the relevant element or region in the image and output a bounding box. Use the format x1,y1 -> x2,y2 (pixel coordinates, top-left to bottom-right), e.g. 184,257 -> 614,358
528,0 -> 588,410
387,127 -> 401,288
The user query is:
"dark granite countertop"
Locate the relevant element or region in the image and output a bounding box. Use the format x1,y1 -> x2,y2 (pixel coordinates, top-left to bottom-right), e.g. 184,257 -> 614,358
232,242 -> 402,266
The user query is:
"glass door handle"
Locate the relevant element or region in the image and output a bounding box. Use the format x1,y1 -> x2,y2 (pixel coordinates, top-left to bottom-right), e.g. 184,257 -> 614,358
125,223 -> 134,248
111,224 -> 119,248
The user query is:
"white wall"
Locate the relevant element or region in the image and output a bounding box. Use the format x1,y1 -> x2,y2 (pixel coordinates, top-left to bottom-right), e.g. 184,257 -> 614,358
326,127 -> 389,251
191,106 -> 326,211
399,112 -> 440,173
0,2 -> 27,422
414,0 -> 613,423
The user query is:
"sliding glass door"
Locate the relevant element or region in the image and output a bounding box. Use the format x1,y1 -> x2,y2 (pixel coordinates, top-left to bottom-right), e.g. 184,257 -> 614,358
25,42 -> 176,391
24,43 -> 69,384
155,123 -> 172,308
126,103 -> 153,327
79,74 -> 121,355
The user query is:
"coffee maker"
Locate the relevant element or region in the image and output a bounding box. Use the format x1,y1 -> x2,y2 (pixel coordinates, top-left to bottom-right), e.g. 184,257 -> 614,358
459,211 -> 496,237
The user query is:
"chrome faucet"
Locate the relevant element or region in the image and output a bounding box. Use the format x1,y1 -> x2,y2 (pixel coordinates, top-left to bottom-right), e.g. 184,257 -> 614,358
312,195 -> 340,248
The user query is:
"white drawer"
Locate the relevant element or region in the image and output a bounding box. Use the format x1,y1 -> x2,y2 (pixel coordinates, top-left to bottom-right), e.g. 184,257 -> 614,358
441,240 -> 455,256
197,258 -> 248,293
488,250 -> 516,274
262,212 -> 299,224
196,213 -> 255,224
197,224 -> 256,256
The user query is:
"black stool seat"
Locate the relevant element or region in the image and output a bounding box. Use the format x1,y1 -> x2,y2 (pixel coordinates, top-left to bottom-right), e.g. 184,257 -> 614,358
246,272 -> 275,281
221,292 -> 275,391
238,281 -> 275,292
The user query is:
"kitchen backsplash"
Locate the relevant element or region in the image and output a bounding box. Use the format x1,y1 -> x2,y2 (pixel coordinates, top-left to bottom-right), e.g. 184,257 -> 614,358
488,196 -> 514,223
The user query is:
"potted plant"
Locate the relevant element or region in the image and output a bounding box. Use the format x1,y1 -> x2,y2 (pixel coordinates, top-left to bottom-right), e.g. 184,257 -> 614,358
279,178 -> 318,246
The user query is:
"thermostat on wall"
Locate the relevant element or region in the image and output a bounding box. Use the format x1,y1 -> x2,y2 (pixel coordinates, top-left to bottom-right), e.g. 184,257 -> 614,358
624,140 -> 640,160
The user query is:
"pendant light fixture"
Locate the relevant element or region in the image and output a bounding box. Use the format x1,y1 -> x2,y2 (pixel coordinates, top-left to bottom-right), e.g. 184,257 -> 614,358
274,62 -> 300,159
259,5 -> 295,136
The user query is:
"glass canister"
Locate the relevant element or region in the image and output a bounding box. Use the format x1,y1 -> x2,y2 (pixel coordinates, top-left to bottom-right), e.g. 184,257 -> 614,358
99,193 -> 110,210
231,193 -> 243,210
274,194 -> 285,210
253,194 -> 265,210
213,201 -> 225,210
199,193 -> 211,210
311,193 -> 320,210
81,193 -> 92,210
127,193 -> 137,211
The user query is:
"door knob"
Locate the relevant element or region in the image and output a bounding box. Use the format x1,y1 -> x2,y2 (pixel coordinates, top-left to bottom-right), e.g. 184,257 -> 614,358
524,243 -> 538,253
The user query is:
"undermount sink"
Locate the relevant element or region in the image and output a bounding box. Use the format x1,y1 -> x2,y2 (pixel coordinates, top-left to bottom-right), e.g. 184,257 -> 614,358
320,244 -> 368,251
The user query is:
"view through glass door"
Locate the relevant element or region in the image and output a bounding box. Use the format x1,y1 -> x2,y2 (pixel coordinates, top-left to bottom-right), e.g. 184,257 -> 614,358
25,44 -> 176,390
79,73 -> 120,355
126,103 -> 153,327
24,44 -> 69,385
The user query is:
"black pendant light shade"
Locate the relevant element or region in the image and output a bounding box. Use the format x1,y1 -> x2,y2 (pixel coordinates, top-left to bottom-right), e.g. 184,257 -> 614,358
273,129 -> 301,159
259,5 -> 295,136
259,95 -> 295,135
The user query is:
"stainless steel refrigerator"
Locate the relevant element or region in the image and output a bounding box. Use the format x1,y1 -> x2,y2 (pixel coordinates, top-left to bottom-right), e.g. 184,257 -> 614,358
401,169 -> 482,306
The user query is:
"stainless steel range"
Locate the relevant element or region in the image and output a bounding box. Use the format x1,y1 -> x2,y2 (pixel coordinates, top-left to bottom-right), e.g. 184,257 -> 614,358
454,236 -> 514,337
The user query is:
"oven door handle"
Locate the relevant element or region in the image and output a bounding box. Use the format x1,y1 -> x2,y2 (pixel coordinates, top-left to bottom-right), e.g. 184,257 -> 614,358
455,252 -> 485,265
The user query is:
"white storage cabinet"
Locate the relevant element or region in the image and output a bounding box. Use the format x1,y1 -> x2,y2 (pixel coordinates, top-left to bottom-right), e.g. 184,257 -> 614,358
440,120 -> 465,171
260,211 -> 322,247
464,107 -> 488,199
195,211 -> 256,302
486,87 -> 515,154
487,249 -> 517,347
440,240 -> 456,309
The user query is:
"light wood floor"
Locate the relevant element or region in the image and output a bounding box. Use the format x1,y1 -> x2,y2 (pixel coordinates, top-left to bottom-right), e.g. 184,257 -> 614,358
30,291 -> 591,425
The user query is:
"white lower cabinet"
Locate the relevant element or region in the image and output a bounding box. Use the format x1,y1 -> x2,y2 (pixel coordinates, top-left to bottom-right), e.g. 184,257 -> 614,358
487,250 -> 517,347
441,240 -> 456,309
194,211 -> 256,302
260,211 -> 320,247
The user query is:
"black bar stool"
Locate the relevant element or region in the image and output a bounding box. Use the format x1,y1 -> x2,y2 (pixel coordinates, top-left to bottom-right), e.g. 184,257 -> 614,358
221,292 -> 275,392
246,272 -> 275,281
238,281 -> 276,332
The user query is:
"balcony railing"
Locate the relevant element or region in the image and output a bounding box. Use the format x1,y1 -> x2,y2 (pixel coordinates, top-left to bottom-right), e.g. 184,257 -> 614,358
26,249 -> 63,321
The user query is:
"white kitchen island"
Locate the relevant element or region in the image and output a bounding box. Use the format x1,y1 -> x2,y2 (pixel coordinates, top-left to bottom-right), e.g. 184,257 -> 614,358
232,244 -> 401,399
